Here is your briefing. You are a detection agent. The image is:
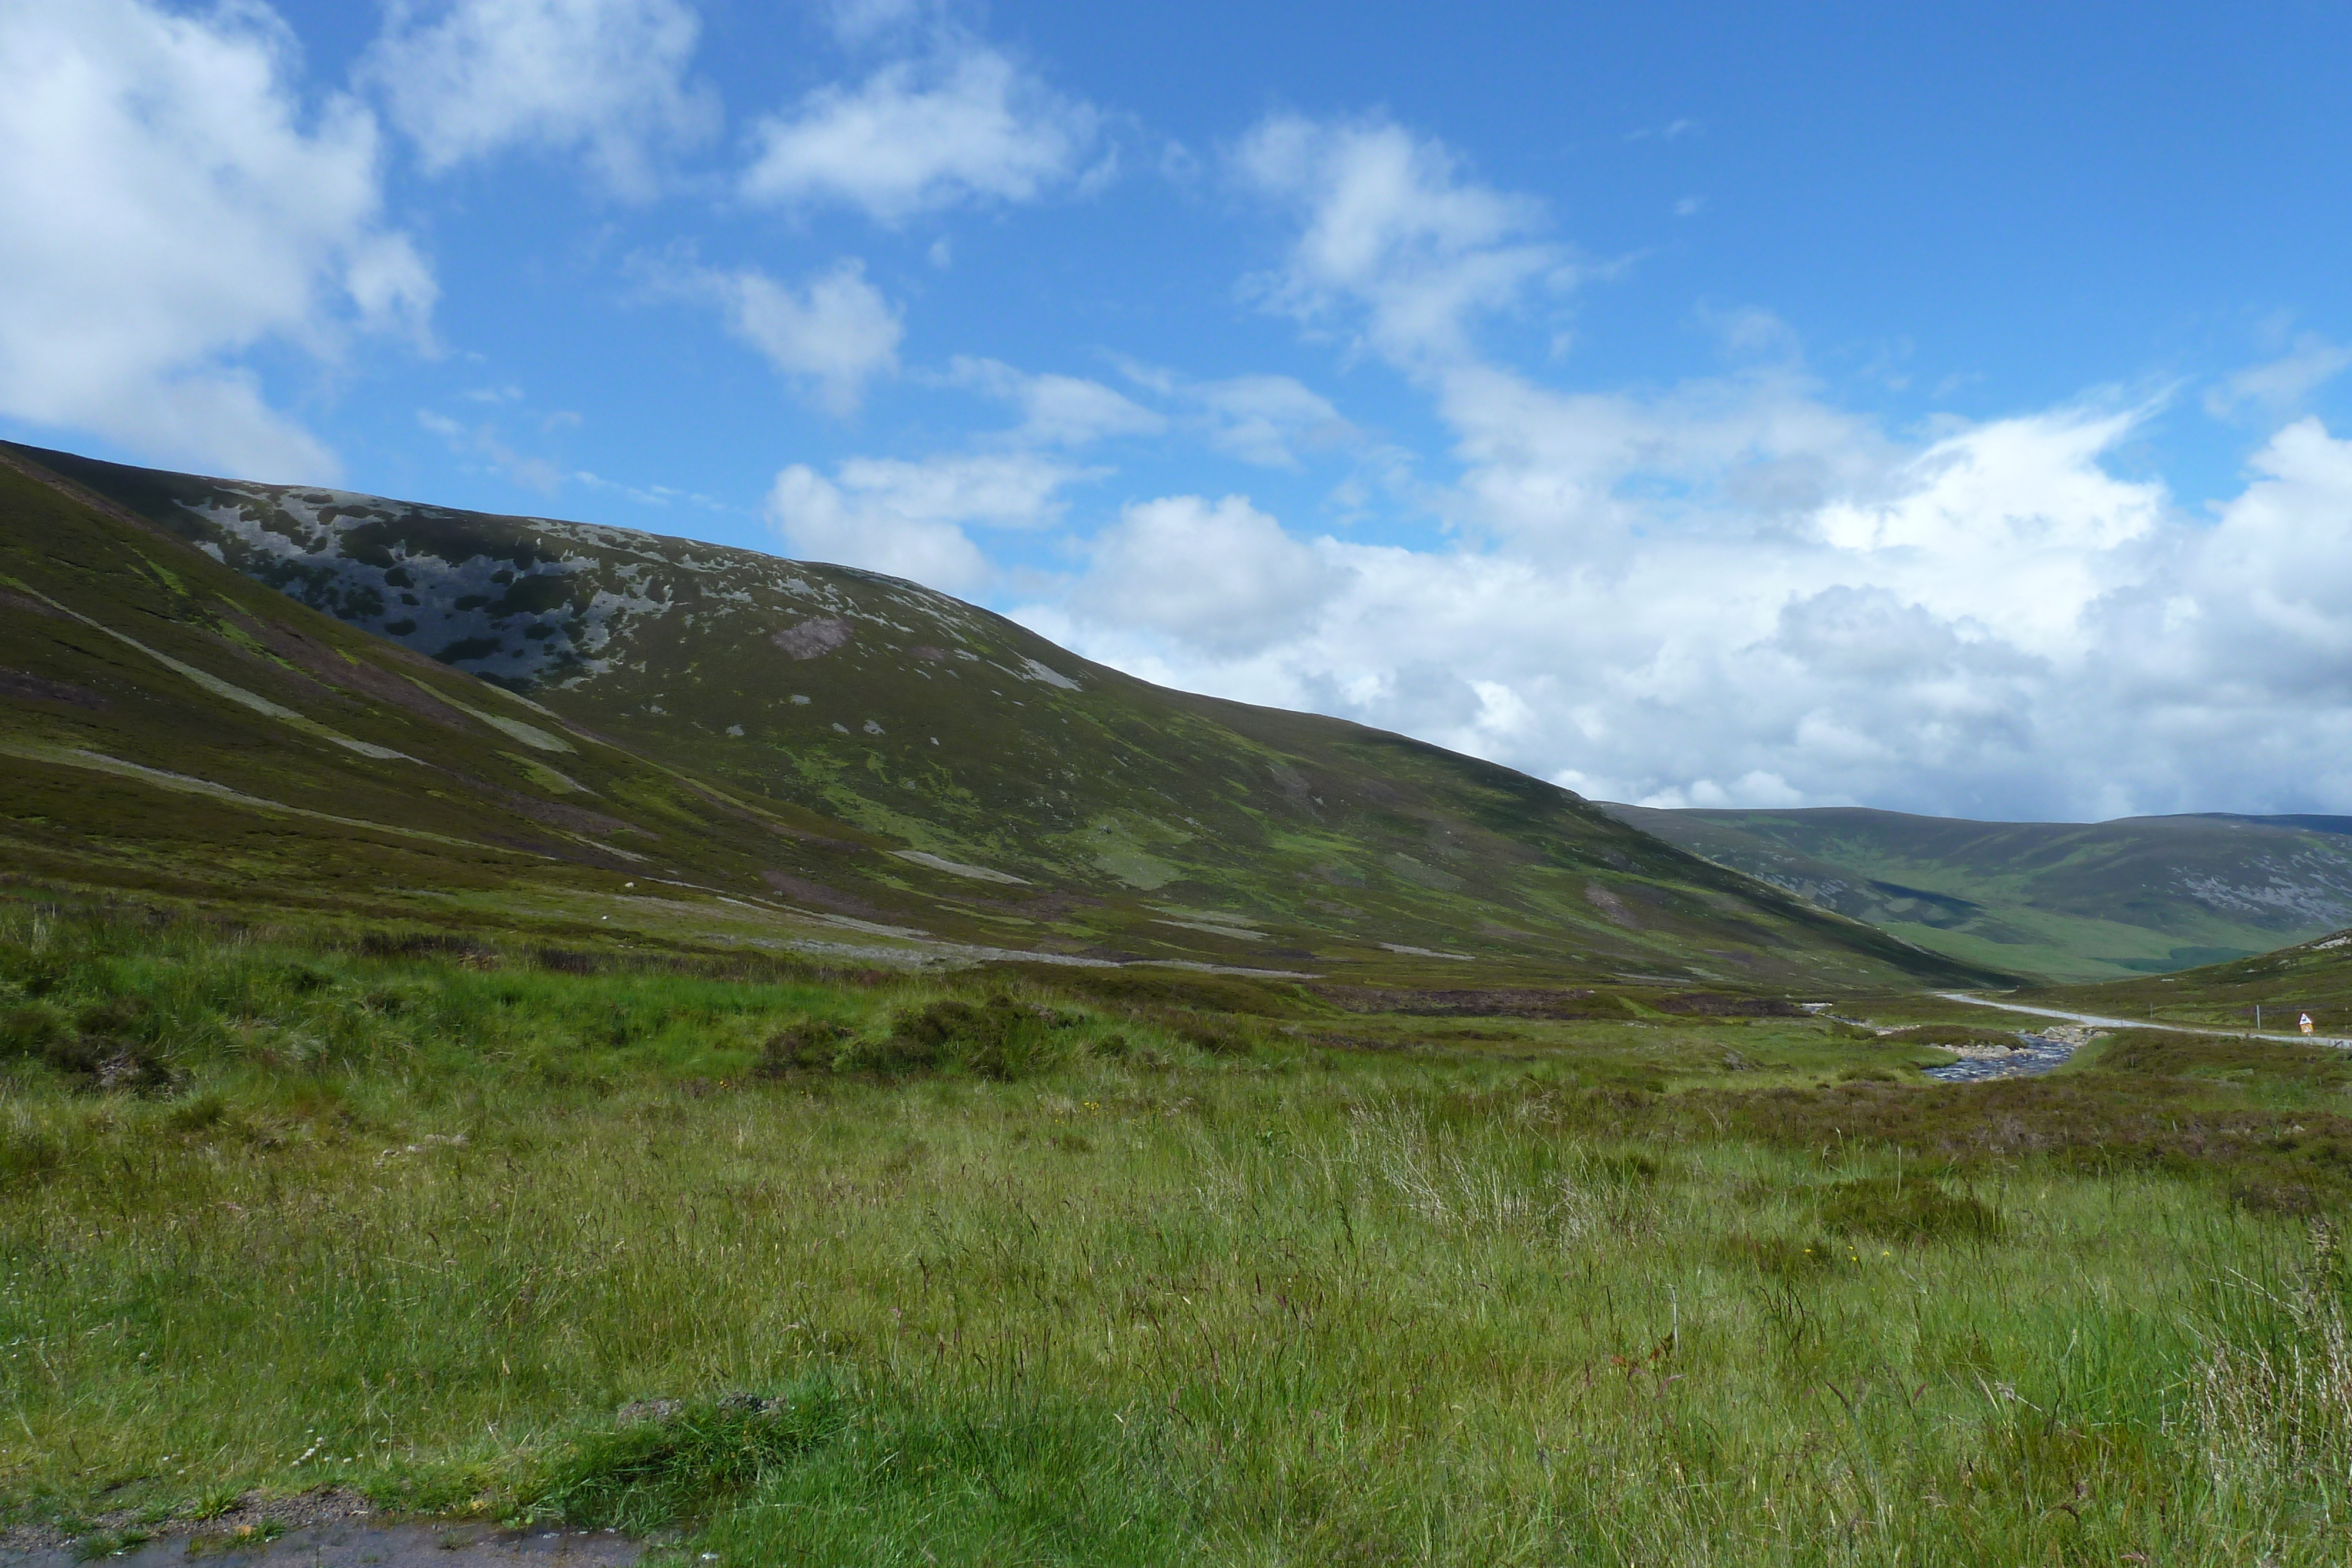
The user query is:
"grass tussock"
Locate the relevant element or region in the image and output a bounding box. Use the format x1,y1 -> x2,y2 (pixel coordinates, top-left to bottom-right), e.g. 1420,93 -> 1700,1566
5,902 -> 2352,1563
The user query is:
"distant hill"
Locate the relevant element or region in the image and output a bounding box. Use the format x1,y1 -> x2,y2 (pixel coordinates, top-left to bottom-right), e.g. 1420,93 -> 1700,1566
1599,803 -> 2352,982
0,440 -> 1990,990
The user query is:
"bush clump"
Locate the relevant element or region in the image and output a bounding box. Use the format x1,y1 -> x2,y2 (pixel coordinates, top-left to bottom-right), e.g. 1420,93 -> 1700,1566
754,1021 -> 853,1078
1133,1008 -> 1257,1058
1816,1176 -> 2003,1244
1,999 -> 174,1090
887,994 -> 1075,1079
0,1003 -> 68,1058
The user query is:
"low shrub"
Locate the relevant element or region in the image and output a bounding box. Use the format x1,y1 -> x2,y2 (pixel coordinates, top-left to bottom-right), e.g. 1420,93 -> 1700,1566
1138,1008 -> 1257,1058
76,996 -> 153,1039
1816,1176 -> 2002,1244
0,1122 -> 68,1183
887,995 -> 1078,1080
0,1003 -> 66,1058
1720,1233 -> 1852,1280
754,1021 -> 853,1078
990,964 -> 1318,1018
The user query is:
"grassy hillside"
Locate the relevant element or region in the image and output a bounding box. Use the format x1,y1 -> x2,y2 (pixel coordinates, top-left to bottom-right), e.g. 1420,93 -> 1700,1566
0,440 -> 1987,992
1602,802 -> 2352,982
5,900 -> 2350,1563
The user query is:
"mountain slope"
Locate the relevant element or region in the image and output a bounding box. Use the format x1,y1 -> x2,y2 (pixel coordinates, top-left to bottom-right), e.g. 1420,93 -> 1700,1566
1601,803 -> 2352,982
0,440 -> 1993,988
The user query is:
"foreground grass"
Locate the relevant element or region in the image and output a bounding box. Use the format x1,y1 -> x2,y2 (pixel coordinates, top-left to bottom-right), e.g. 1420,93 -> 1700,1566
4,911 -> 2350,1564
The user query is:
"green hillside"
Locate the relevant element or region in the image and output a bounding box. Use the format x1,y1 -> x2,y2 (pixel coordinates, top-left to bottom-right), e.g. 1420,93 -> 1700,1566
0,441 -> 1984,991
1601,802 -> 2352,982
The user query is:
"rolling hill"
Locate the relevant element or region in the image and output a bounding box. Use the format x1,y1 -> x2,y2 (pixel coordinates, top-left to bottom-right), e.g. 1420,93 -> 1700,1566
1601,803 -> 2352,982
0,440 -> 1989,991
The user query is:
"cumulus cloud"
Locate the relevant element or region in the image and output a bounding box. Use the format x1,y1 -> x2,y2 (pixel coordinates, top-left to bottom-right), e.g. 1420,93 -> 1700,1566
637,252 -> 900,413
693,260 -> 903,415
1030,403 -> 2169,815
0,0 -> 432,480
944,357 -> 1164,446
1035,390 -> 2352,818
767,452 -> 1092,591
1190,374 -> 1351,468
741,38 -> 1098,222
1234,114 -> 1571,366
1073,495 -> 1351,657
362,0 -> 716,194
1110,359 -> 1355,469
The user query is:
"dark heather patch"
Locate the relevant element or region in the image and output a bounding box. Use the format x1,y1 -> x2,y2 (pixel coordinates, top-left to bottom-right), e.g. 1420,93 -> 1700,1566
459,781 -> 647,838
0,668 -> 106,708
1653,992 -> 1805,1018
437,636 -> 505,664
772,617 -> 854,659
1312,984 -> 1602,1019
761,870 -> 897,921
218,607 -> 479,731
0,587 -> 70,620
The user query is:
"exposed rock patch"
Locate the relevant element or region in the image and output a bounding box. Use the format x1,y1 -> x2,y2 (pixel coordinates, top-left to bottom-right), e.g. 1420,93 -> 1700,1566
773,617 -> 855,659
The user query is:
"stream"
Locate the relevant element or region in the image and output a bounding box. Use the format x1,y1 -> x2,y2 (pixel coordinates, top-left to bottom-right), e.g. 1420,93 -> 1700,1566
1919,1031 -> 2078,1082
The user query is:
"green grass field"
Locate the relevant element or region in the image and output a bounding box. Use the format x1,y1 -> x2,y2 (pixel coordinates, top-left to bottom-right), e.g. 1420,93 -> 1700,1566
6,901 -> 2352,1564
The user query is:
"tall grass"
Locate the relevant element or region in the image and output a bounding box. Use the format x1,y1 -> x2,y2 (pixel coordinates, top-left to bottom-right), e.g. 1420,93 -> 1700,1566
2,907 -> 2347,1563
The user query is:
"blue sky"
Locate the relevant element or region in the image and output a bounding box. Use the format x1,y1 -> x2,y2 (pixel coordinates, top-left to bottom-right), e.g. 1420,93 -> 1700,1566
7,0 -> 2352,821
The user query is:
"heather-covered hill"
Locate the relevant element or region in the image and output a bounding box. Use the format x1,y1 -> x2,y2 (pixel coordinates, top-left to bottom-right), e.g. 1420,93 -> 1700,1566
1,441 -> 1989,988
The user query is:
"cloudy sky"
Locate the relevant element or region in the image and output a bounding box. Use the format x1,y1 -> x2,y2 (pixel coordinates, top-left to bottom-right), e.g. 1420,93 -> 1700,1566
6,0 -> 2352,822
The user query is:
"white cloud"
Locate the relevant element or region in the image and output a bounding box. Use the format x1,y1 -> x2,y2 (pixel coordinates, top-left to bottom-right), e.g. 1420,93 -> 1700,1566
416,408 -> 563,492
944,357 -> 1164,446
695,261 -> 902,415
1073,495 -> 1351,657
1031,387 -> 2352,818
766,452 -> 1092,591
1108,359 -> 1355,469
741,39 -> 1098,222
1234,114 -> 1571,366
1194,376 -> 1351,469
2205,333 -> 2352,422
0,0 -> 433,480
1010,111 -> 2352,818
823,0 -> 927,46
362,0 -> 716,195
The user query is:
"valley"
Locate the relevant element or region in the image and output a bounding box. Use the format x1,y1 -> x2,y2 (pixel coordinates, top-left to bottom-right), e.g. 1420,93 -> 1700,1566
5,443 -> 2351,1564
1605,801 -> 2352,982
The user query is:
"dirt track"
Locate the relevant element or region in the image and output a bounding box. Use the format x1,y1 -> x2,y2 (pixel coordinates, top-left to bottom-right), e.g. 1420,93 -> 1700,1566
0,1520 -> 640,1567
1934,991 -> 2352,1048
